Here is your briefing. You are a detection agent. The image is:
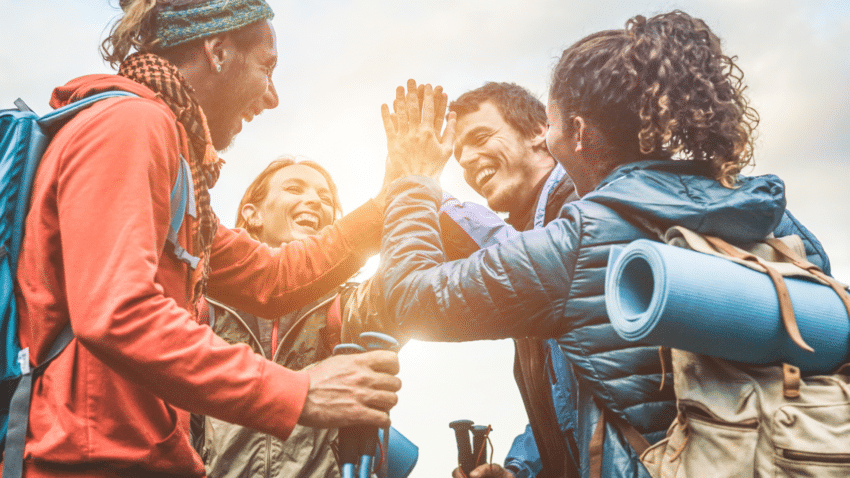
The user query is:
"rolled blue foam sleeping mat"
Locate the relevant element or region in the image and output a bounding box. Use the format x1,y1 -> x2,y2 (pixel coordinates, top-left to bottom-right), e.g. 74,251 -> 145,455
604,240 -> 850,373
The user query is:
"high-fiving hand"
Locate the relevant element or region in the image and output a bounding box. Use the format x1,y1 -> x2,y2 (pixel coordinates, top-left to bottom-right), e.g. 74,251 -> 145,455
381,79 -> 456,183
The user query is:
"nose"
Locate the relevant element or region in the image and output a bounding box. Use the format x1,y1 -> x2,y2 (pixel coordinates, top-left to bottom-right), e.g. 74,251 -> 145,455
302,188 -> 321,208
457,146 -> 478,170
263,77 -> 279,110
457,148 -> 481,189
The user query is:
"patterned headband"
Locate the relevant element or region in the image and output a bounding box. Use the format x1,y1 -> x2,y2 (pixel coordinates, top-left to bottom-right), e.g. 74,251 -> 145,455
155,0 -> 274,49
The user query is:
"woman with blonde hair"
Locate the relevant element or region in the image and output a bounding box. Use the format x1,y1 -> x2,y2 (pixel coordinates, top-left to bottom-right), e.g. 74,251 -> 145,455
198,157 -> 396,478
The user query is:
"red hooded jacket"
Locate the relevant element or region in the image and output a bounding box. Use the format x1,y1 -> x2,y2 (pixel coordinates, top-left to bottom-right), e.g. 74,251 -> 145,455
13,75 -> 382,477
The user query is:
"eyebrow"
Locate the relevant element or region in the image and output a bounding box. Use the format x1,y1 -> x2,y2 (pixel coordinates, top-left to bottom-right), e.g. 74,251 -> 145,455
262,49 -> 277,70
454,125 -> 491,159
282,177 -> 331,194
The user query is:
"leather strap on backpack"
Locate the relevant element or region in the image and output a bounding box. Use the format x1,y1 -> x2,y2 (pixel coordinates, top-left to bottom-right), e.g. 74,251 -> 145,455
588,403 -> 651,478
703,235 -> 814,353
765,238 -> 850,322
782,364 -> 801,398
765,237 -> 850,395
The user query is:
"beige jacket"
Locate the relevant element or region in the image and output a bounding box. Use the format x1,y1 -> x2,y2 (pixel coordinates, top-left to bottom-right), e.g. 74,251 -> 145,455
198,278 -> 401,478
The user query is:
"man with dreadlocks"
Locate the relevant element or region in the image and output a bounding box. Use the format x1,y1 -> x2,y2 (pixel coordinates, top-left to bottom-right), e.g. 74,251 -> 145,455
12,1 -> 408,476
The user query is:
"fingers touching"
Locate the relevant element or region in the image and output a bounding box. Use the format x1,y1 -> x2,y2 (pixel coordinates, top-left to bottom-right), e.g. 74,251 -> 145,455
442,110 -> 457,150
434,85 -> 448,132
382,79 -> 452,135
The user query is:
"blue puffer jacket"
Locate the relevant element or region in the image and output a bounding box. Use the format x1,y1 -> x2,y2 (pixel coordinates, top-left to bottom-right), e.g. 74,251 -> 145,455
379,160 -> 830,478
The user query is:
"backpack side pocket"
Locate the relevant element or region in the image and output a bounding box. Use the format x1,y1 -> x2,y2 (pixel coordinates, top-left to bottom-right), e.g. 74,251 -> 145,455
766,375 -> 850,477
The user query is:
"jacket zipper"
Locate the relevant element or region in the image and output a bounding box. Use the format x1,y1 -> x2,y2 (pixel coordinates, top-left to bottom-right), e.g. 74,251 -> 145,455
205,298 -> 267,359
781,449 -> 850,464
273,295 -> 337,364
266,433 -> 272,478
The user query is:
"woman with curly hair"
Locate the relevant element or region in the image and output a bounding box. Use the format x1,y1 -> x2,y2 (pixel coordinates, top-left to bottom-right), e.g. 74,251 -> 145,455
376,11 -> 830,478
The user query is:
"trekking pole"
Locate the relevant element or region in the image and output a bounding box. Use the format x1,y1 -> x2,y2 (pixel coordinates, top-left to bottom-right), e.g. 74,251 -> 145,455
449,419 -> 474,475
360,332 -> 399,478
333,343 -> 367,478
470,425 -> 491,469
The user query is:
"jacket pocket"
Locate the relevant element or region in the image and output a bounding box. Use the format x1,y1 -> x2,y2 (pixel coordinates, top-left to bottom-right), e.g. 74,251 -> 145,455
771,401 -> 850,478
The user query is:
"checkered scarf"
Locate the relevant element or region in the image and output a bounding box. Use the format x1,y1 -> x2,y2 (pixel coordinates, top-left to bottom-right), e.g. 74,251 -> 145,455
118,52 -> 223,305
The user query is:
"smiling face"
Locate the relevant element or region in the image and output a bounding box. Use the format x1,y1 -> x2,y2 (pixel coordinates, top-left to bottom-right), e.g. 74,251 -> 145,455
205,20 -> 279,150
453,101 -> 552,215
248,164 -> 336,246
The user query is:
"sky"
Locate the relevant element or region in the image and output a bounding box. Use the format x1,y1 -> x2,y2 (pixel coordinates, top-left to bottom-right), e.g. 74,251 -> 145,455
2,1 -> 850,476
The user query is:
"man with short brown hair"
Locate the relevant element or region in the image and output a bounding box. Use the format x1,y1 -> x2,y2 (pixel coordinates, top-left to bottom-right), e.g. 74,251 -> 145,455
442,82 -> 580,478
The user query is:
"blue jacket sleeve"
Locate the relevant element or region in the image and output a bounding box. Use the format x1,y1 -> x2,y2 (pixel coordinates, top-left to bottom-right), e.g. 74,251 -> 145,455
379,176 -> 581,341
504,425 -> 542,478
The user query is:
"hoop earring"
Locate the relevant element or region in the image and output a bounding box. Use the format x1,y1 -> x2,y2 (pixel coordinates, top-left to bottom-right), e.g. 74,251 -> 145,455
215,64 -> 222,73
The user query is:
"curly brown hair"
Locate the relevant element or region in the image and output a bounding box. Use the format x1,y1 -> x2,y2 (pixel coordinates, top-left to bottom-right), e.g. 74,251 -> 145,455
235,157 -> 343,241
549,10 -> 759,187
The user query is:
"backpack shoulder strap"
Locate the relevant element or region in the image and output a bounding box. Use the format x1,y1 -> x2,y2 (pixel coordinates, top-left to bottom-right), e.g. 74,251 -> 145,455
3,324 -> 73,478
166,153 -> 199,269
2,92 -> 197,478
36,91 -> 138,130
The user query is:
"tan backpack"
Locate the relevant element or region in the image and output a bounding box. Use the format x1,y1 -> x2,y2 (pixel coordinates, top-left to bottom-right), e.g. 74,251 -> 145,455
632,227 -> 850,478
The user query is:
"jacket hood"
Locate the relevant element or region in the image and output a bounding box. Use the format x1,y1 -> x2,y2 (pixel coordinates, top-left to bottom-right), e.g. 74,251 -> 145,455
50,74 -> 160,109
582,160 -> 786,243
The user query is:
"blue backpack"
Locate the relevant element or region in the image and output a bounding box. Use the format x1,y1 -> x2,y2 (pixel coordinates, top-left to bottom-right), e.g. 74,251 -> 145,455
0,91 -> 197,476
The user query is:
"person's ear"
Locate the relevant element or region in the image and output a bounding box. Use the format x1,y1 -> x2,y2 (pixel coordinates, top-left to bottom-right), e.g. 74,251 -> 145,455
241,203 -> 263,229
202,34 -> 228,74
571,116 -> 586,153
529,122 -> 548,151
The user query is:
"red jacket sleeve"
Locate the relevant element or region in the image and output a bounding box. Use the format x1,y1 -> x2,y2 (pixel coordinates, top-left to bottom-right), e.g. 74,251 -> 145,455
54,97 -> 336,440
207,199 -> 383,318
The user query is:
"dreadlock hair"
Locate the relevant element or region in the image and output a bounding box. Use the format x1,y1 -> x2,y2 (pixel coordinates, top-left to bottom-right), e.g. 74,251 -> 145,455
449,82 -> 547,140
236,157 -> 344,241
102,0 -> 161,68
549,10 -> 759,187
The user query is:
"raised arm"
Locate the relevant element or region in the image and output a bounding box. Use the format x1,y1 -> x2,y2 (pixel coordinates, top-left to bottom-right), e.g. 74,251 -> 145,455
378,82 -> 583,341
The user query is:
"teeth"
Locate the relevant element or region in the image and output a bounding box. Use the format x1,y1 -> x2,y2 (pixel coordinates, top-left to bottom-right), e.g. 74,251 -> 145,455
293,212 -> 319,229
475,168 -> 497,189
